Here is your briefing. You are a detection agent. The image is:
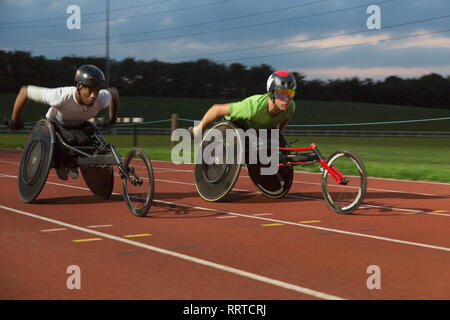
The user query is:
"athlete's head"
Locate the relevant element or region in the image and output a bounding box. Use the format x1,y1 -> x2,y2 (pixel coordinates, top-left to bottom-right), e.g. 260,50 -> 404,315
74,64 -> 105,106
267,70 -> 296,110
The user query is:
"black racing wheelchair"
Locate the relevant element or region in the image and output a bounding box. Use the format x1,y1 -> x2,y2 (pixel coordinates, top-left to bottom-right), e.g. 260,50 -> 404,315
18,118 -> 154,217
194,120 -> 367,214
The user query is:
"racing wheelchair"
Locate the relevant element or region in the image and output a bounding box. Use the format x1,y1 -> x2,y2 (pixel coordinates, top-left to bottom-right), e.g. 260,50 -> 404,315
194,120 -> 367,214
18,118 -> 154,217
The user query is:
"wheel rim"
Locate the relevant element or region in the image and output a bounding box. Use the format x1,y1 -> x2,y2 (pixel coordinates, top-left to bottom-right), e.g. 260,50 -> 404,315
18,120 -> 54,203
122,149 -> 154,216
22,139 -> 44,185
201,141 -> 229,183
322,152 -> 364,212
194,121 -> 243,202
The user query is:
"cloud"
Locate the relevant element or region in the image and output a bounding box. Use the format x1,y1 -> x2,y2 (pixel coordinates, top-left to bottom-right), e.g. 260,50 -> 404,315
387,30 -> 450,49
297,66 -> 450,80
284,32 -> 389,50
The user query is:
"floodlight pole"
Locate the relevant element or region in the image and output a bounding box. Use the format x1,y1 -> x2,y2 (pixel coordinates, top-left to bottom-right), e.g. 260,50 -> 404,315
105,0 -> 110,88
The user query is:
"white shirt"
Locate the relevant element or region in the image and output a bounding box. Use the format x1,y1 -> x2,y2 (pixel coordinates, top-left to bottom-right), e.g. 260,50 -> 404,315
27,86 -> 111,127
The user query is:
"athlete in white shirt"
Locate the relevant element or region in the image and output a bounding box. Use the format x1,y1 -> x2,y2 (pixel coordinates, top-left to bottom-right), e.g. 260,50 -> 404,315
4,64 -> 120,180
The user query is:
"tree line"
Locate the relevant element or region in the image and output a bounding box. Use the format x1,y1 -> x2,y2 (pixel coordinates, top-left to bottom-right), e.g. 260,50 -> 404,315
1,50 -> 449,109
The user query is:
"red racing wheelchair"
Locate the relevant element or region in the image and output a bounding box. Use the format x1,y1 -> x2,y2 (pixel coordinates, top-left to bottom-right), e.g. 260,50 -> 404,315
195,120 -> 367,214
276,143 -> 367,214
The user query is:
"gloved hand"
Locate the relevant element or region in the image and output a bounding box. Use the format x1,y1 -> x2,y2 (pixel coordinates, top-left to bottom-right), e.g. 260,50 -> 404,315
3,116 -> 24,130
188,126 -> 202,139
188,126 -> 194,138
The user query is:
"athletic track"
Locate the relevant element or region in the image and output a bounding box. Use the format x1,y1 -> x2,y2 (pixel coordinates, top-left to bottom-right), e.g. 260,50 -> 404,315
0,149 -> 449,300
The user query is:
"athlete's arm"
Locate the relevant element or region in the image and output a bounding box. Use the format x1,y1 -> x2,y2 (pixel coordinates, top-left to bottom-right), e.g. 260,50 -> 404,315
192,103 -> 230,136
11,86 -> 30,124
106,87 -> 119,123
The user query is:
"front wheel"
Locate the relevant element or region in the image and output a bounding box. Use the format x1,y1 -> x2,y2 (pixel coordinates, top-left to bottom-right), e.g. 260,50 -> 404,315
321,149 -> 367,214
122,148 -> 154,217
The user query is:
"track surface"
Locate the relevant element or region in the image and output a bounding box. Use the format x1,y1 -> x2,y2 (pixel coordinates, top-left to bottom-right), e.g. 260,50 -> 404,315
1,149 -> 449,300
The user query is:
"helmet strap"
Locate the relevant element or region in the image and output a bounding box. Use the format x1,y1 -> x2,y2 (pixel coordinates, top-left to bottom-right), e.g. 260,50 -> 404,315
269,90 -> 276,103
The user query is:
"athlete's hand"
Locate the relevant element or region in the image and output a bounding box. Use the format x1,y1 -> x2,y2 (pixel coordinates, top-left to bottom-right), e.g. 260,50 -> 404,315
3,116 -> 24,130
188,126 -> 202,139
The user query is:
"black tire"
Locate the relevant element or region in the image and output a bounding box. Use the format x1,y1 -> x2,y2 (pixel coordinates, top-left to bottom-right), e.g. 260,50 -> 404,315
18,120 -> 55,203
81,165 -> 114,200
321,149 -> 367,214
247,131 -> 293,199
122,148 -> 154,217
194,121 -> 243,202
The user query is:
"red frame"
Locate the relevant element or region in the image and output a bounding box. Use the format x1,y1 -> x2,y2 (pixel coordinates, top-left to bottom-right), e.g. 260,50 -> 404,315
279,143 -> 346,184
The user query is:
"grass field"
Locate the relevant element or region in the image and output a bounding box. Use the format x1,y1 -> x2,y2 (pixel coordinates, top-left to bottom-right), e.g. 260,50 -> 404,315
1,94 -> 450,131
2,133 -> 449,183
2,94 -> 449,182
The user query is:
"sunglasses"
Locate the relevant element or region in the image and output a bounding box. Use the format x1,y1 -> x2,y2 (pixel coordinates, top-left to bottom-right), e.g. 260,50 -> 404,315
275,89 -> 295,101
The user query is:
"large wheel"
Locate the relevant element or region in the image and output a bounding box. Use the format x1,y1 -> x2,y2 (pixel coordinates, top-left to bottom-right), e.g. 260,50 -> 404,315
246,131 -> 293,199
194,121 -> 243,202
18,120 -> 55,203
247,165 -> 293,199
321,149 -> 367,214
122,148 -> 154,217
81,166 -> 114,199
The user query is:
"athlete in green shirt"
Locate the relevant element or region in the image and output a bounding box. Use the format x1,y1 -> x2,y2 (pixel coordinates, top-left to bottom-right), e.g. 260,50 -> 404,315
190,70 -> 297,136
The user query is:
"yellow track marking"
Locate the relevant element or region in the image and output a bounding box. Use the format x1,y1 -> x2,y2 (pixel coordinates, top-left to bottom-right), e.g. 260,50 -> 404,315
72,238 -> 103,243
123,233 -> 152,238
261,223 -> 284,227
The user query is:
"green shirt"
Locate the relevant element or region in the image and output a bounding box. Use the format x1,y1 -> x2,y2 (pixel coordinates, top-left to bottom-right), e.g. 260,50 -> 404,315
224,93 -> 295,129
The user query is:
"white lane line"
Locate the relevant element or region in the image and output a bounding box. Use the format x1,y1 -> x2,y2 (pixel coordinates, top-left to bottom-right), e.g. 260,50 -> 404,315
40,228 -> 68,232
88,224 -> 114,229
2,155 -> 450,186
150,199 -> 450,253
2,158 -> 449,196
1,173 -> 450,251
151,161 -> 450,186
0,160 -> 20,164
0,204 -> 344,300
153,166 -> 450,198
151,177 -> 450,217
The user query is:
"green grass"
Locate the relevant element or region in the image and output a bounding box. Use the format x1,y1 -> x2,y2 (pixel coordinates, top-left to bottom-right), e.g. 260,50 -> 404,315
2,133 -> 449,183
284,136 -> 450,183
2,93 -> 448,182
2,93 -> 450,131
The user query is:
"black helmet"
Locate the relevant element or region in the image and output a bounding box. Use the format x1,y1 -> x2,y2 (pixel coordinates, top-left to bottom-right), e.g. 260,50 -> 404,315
267,70 -> 297,92
75,64 -> 105,88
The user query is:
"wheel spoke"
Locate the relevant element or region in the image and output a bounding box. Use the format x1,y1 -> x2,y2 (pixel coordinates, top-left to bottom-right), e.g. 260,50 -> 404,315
321,150 -> 367,214
122,148 -> 154,217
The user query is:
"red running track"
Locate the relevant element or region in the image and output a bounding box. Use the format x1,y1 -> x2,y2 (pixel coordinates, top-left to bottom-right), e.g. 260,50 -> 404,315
0,149 -> 449,300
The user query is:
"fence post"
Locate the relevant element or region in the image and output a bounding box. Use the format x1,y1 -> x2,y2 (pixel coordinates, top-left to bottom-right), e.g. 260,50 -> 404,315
133,124 -> 137,147
170,113 -> 178,149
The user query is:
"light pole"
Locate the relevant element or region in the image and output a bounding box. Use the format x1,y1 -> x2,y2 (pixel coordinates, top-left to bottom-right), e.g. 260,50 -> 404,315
105,0 -> 110,88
